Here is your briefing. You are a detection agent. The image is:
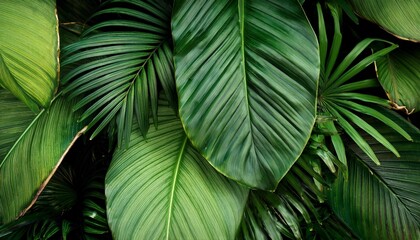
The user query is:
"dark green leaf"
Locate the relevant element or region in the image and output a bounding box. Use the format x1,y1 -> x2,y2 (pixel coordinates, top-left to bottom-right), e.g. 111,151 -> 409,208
347,0 -> 420,41
376,44 -> 420,114
173,0 -> 319,190
328,116 -> 420,239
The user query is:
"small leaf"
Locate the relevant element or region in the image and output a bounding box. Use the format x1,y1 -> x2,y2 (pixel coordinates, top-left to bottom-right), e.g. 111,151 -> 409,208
375,44 -> 420,114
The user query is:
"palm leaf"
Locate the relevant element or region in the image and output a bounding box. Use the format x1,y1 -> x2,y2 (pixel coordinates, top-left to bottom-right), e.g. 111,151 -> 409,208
105,96 -> 248,239
317,4 -> 410,165
347,0 -> 420,42
61,0 -> 176,146
0,89 -> 86,223
328,114 -> 420,239
172,0 -> 319,190
375,44 -> 420,114
0,0 -> 58,112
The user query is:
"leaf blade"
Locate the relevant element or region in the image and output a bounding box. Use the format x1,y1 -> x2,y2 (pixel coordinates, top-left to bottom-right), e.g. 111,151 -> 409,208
173,0 -> 319,190
0,90 -> 86,223
0,0 -> 58,111
105,98 -> 248,239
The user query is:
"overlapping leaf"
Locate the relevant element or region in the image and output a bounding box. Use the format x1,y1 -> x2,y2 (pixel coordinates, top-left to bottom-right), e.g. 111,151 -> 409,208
172,0 -> 319,190
106,97 -> 248,239
238,134 -> 347,239
347,0 -> 420,42
0,0 -> 58,112
0,89 -> 86,223
328,112 -> 420,239
61,0 -> 177,146
375,44 -> 420,114
317,3 -> 410,166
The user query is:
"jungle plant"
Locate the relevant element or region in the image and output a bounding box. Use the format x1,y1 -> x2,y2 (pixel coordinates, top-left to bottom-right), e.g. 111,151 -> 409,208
0,0 -> 419,239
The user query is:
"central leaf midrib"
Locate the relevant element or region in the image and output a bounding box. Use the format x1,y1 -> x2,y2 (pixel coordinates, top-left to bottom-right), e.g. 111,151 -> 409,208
238,0 -> 257,161
356,154 -> 419,225
165,136 -> 188,240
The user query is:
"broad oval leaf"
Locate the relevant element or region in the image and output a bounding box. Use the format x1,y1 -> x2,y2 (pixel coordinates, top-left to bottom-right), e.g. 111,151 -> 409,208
0,0 -> 59,112
172,0 -> 319,190
328,112 -> 420,239
347,0 -> 420,42
106,99 -> 248,239
0,89 -> 86,223
375,45 -> 420,114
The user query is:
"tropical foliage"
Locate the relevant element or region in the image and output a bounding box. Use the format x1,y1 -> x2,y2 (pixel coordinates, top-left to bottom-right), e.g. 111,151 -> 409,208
0,0 -> 419,239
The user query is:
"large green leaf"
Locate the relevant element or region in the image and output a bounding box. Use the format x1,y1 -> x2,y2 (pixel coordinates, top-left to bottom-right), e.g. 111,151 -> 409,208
0,89 -> 86,223
328,112 -> 420,239
0,0 -> 59,112
375,44 -> 420,114
347,0 -> 420,42
172,0 -> 319,190
106,98 -> 248,239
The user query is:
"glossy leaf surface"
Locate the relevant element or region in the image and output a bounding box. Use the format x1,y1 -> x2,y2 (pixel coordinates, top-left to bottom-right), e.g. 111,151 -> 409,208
106,98 -> 248,239
0,0 -> 59,111
172,0 -> 319,190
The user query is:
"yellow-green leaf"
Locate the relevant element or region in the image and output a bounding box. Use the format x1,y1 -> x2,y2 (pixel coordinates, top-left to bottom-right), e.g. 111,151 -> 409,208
0,0 -> 59,112
0,89 -> 86,223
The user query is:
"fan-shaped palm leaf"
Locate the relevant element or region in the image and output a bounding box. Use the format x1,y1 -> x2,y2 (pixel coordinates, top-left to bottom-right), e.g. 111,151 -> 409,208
0,89 -> 86,223
328,112 -> 420,239
0,0 -> 58,112
172,0 -> 319,190
316,3 -> 410,166
61,0 -> 176,146
106,96 -> 248,239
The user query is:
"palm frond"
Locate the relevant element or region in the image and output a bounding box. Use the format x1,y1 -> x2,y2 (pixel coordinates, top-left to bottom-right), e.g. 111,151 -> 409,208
316,3 -> 411,165
61,0 -> 176,147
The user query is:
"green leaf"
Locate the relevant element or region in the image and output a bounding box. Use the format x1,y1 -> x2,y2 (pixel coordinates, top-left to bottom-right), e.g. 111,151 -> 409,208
0,89 -> 86,223
172,0 -> 319,190
105,97 -> 249,239
0,0 -> 59,112
61,0 -> 176,146
326,104 -> 380,164
325,2 -> 343,79
375,44 -> 420,114
328,116 -> 420,239
347,0 -> 420,42
317,3 -> 328,73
